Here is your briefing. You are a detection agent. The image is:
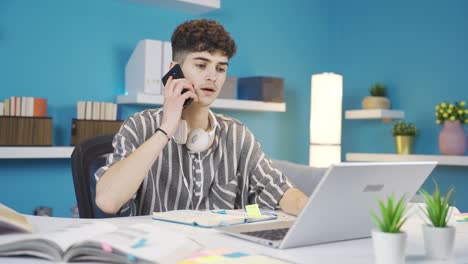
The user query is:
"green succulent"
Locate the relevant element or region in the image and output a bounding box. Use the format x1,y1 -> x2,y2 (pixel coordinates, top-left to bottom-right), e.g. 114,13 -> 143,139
369,82 -> 387,97
370,193 -> 408,233
392,121 -> 418,136
419,181 -> 454,227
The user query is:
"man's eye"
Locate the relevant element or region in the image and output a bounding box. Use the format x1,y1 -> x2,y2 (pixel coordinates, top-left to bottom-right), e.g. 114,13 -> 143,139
217,68 -> 226,73
196,64 -> 206,69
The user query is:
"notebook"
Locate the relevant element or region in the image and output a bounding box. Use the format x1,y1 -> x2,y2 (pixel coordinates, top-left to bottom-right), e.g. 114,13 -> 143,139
0,204 -> 201,263
152,209 -> 277,228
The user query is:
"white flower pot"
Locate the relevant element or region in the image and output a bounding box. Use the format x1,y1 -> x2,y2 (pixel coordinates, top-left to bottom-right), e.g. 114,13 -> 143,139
372,229 -> 407,264
423,225 -> 456,259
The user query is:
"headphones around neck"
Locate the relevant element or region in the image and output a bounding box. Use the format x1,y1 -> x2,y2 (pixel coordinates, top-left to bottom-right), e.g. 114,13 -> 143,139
172,113 -> 217,153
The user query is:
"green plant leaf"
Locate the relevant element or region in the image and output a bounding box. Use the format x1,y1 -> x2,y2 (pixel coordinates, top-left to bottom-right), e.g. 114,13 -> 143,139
396,216 -> 409,231
370,210 -> 385,232
371,194 -> 408,233
389,195 -> 406,232
420,181 -> 456,227
377,198 -> 391,230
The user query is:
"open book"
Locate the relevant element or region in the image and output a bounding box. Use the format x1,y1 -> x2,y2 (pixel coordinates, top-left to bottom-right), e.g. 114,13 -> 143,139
0,203 -> 33,235
152,209 -> 277,228
0,205 -> 202,263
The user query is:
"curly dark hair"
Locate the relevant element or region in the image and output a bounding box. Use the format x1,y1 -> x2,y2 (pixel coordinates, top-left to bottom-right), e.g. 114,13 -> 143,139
171,19 -> 236,63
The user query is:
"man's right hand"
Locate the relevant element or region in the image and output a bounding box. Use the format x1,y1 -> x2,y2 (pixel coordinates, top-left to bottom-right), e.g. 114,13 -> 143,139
160,76 -> 198,137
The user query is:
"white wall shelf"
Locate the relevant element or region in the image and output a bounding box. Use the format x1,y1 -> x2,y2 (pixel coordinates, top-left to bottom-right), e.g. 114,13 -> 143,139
116,93 -> 286,112
346,152 -> 468,166
127,0 -> 220,14
345,109 -> 404,120
0,147 -> 74,159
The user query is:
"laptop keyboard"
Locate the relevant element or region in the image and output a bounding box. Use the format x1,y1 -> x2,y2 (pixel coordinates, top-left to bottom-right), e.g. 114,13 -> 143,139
241,228 -> 290,241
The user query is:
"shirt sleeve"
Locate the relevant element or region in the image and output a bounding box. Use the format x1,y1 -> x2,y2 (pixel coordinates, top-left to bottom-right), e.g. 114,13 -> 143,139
244,129 -> 294,209
94,112 -> 152,216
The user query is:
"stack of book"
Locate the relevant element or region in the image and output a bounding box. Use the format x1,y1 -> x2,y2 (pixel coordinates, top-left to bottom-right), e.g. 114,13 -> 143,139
0,96 -> 47,117
71,101 -> 123,146
76,101 -> 119,121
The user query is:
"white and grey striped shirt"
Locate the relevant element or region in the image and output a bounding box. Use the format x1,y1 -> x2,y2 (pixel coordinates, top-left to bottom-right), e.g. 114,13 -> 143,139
95,108 -> 293,216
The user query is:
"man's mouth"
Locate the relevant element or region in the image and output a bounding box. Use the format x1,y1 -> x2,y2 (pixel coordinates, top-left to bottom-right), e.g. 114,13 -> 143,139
200,87 -> 216,93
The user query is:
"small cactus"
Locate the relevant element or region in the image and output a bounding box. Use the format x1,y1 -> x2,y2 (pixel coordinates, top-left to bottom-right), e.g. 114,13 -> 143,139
369,82 -> 386,97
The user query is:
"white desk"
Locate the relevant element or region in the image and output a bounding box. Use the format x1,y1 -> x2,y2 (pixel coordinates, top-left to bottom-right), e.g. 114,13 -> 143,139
2,212 -> 468,264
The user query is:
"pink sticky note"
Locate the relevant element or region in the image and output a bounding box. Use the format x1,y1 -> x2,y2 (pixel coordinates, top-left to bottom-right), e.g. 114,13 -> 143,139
101,242 -> 112,253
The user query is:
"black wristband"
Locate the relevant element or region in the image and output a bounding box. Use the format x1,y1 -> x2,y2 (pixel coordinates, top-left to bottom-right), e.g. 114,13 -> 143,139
155,128 -> 171,141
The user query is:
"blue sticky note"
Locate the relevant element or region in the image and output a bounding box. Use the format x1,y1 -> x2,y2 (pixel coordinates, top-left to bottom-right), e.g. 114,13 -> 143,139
224,252 -> 249,258
131,238 -> 147,248
127,254 -> 137,262
212,209 -> 227,214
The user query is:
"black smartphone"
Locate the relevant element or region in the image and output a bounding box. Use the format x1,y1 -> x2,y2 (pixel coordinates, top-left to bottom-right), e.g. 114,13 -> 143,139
162,64 -> 193,108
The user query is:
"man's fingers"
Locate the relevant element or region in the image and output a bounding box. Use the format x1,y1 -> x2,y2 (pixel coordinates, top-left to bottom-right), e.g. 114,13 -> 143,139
181,91 -> 198,103
164,76 -> 174,95
173,80 -> 194,96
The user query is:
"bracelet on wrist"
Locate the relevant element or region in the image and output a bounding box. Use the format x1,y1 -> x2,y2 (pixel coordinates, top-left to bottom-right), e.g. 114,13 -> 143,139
155,128 -> 171,141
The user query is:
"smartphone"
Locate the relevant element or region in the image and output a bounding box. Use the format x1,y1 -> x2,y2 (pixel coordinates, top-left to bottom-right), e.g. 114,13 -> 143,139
162,64 -> 193,108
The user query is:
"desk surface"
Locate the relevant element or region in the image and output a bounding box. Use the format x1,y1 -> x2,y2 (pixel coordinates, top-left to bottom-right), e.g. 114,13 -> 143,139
2,210 -> 468,264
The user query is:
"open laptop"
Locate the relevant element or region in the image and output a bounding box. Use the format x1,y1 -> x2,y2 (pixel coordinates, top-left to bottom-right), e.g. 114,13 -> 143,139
215,161 -> 437,249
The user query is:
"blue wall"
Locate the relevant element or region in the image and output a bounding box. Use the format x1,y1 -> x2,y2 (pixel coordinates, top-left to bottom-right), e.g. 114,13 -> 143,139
330,0 -> 468,211
0,0 -> 328,216
1,0 -> 467,216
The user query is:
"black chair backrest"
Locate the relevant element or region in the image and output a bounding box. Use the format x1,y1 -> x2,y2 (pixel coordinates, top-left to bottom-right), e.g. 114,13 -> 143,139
71,134 -> 116,218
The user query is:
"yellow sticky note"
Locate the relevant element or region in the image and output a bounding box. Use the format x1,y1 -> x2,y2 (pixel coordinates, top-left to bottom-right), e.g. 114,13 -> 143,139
196,255 -> 225,263
245,204 -> 262,217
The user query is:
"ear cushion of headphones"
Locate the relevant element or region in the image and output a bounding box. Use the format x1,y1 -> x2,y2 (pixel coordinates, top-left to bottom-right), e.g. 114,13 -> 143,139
186,128 -> 211,152
173,120 -> 188,144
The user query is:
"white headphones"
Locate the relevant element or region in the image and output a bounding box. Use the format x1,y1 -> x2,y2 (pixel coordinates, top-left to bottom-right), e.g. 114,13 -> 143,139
173,111 -> 218,152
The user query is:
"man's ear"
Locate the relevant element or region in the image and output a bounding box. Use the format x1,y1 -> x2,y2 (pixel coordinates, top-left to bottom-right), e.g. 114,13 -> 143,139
169,61 -> 177,69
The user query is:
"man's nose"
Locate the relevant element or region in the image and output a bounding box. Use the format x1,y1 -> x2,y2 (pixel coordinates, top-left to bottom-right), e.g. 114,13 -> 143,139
205,68 -> 217,82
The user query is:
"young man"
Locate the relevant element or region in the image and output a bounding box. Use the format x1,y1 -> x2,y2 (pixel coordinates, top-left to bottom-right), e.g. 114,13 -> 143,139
95,19 -> 307,216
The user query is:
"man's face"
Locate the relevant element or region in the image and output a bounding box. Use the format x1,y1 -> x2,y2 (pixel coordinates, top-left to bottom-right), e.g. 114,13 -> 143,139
179,51 -> 228,106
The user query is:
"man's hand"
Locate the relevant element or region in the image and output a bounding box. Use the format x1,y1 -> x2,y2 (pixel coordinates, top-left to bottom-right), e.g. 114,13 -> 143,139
160,76 -> 198,137
279,188 -> 308,216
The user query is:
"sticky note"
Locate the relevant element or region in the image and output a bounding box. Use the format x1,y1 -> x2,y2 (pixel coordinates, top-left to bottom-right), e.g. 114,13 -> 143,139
101,242 -> 112,253
245,204 -> 262,217
196,255 -> 225,262
223,252 -> 249,258
131,238 -> 147,248
127,254 -> 137,262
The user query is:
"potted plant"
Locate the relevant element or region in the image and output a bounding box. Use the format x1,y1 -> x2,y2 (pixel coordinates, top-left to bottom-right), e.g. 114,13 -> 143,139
419,182 -> 456,260
370,193 -> 408,264
362,82 -> 391,109
435,101 -> 468,155
392,121 -> 418,154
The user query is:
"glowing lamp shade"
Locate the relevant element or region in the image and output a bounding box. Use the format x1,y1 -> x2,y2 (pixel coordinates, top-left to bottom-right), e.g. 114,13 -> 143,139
309,73 -> 343,168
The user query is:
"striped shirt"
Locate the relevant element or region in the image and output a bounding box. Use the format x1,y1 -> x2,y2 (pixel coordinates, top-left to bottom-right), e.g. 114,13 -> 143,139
95,108 -> 293,216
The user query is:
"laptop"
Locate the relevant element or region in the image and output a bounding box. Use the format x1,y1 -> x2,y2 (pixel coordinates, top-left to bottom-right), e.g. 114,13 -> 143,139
215,161 -> 437,249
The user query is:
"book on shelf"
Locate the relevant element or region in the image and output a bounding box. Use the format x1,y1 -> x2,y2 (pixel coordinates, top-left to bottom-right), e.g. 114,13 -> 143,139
1,97 -> 47,117
77,101 -> 119,121
152,209 -> 277,228
0,204 -> 202,263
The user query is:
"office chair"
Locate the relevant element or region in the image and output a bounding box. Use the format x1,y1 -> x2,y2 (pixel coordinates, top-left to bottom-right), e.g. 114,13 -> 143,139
71,134 -> 117,218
